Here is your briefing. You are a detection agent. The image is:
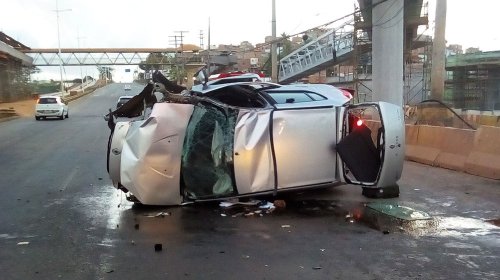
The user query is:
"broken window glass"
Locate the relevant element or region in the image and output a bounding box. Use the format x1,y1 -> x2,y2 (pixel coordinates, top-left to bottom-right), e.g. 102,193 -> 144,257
181,101 -> 239,199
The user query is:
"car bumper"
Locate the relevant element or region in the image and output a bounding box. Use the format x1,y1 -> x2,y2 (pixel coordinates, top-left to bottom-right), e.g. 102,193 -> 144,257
35,109 -> 64,117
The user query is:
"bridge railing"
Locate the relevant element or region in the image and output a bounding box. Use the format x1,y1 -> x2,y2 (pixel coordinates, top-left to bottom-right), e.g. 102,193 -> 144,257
278,20 -> 357,84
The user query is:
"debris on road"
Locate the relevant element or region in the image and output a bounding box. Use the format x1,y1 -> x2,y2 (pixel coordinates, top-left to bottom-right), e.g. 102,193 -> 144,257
144,212 -> 171,218
273,199 -> 286,209
219,199 -> 278,218
17,241 -> 29,245
154,243 -> 163,251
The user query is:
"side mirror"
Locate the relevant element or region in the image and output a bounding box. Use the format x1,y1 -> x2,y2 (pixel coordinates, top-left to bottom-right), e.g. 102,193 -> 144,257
193,66 -> 209,88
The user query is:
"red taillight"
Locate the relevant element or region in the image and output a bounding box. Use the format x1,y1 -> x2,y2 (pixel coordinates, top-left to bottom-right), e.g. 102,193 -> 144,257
356,119 -> 363,127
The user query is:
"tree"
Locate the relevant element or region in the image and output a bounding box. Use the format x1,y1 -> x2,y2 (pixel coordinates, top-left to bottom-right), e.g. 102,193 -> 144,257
166,65 -> 186,85
262,33 -> 295,76
139,53 -> 170,72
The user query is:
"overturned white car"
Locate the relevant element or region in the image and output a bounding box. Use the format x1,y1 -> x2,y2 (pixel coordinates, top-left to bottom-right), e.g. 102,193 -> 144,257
105,70 -> 405,205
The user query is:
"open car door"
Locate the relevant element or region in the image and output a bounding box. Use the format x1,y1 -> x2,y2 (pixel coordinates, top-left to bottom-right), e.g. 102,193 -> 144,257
336,102 -> 404,188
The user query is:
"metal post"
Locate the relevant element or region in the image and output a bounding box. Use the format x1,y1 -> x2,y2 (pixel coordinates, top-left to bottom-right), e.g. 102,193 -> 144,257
77,30 -> 85,94
271,0 -> 278,83
54,0 -> 71,96
207,17 -> 211,74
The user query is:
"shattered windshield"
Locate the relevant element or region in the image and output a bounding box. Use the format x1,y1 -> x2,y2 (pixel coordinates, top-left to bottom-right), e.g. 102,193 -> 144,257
181,101 -> 239,199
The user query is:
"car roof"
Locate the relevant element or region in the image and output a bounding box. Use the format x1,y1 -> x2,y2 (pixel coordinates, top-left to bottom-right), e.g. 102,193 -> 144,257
191,81 -> 279,94
207,73 -> 262,85
191,81 -> 350,106
39,96 -> 59,99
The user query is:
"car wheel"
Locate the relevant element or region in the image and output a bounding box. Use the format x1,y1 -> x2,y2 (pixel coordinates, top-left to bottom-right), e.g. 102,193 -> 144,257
59,113 -> 64,120
65,112 -> 69,118
35,116 -> 40,120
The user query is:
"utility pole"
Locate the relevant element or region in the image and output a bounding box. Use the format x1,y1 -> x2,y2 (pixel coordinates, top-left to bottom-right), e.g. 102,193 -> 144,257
199,30 -> 204,50
54,0 -> 71,96
77,30 -> 86,93
175,31 -> 189,52
208,17 -> 211,74
271,0 -> 278,83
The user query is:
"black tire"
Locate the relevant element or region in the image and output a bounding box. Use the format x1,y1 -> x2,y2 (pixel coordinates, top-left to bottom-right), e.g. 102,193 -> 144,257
59,113 -> 64,120
65,112 -> 69,118
35,116 -> 40,120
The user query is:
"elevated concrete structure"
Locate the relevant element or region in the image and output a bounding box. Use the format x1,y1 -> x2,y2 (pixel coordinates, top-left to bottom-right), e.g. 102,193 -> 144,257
0,41 -> 33,66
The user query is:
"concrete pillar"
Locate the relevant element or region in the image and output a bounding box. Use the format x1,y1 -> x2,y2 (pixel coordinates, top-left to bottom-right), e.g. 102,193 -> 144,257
430,0 -> 447,100
372,0 -> 404,106
185,64 -> 206,89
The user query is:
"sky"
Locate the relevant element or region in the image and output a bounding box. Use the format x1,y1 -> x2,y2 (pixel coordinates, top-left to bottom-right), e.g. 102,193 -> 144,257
1,0 -> 499,81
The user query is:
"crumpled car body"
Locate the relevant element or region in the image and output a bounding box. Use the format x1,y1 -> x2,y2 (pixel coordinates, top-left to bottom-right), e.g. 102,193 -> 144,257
106,77 -> 405,205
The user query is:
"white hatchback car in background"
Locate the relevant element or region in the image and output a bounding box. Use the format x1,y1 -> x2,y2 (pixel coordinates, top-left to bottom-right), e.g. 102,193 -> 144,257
35,96 -> 68,120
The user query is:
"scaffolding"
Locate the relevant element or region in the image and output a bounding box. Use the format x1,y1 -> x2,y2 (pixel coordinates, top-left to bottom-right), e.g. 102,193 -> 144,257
353,8 -> 372,103
446,52 -> 500,110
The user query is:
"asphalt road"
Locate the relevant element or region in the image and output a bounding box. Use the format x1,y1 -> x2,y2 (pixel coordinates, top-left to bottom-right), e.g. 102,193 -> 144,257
0,84 -> 499,280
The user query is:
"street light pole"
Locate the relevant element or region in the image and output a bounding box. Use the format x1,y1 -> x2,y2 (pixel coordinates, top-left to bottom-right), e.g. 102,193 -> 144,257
271,0 -> 278,83
54,0 -> 71,96
77,30 -> 86,94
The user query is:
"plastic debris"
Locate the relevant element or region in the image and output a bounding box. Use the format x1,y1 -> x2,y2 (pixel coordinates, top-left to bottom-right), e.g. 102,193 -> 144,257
313,266 -> 322,270
219,199 -> 261,208
259,202 -> 275,210
220,213 -> 227,217
17,241 -> 29,245
144,212 -> 171,218
281,225 -> 291,228
154,212 -> 170,217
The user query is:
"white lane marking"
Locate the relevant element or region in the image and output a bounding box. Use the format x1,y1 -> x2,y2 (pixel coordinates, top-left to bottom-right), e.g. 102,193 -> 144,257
59,168 -> 78,191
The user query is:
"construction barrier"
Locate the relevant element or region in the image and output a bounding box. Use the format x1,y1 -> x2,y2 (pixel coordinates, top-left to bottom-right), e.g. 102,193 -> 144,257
464,126 -> 500,180
405,124 -> 500,180
405,125 -> 444,165
434,127 -> 475,171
